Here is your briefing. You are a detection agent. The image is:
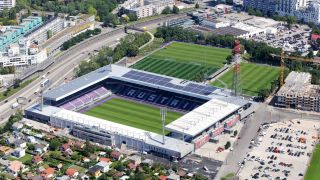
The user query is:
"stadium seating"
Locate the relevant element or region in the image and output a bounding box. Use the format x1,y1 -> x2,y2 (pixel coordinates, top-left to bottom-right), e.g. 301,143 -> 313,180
59,87 -> 111,110
105,79 -> 207,112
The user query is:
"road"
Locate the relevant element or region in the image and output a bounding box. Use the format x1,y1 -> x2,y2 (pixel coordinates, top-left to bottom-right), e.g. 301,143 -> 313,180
0,14 -> 187,123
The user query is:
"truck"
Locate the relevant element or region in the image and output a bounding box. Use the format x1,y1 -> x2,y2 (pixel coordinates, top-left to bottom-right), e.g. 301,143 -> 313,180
11,102 -> 19,109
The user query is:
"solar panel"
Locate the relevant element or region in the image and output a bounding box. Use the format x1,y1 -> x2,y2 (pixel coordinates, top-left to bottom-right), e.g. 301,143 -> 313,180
122,70 -> 218,96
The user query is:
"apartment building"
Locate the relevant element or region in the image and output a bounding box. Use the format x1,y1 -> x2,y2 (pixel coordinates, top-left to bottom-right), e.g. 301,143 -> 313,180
243,0 -> 278,15
275,71 -> 320,112
0,0 -> 16,11
127,0 -> 174,18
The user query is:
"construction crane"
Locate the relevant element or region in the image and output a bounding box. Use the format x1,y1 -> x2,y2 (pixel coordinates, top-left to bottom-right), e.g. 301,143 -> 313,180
270,51 -> 320,87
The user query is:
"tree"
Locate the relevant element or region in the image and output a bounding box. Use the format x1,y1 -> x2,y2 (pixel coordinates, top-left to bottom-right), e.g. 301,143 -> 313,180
87,6 -> 97,16
226,0 -> 233,5
126,44 -> 139,57
286,16 -> 296,29
225,141 -> 231,149
162,6 -> 172,14
8,8 -> 16,20
49,139 -> 62,151
103,13 -> 119,27
13,79 -> 21,89
226,55 -> 233,64
127,13 -> 138,22
195,3 -> 199,9
172,5 -> 179,14
233,130 -> 238,137
307,50 -> 314,59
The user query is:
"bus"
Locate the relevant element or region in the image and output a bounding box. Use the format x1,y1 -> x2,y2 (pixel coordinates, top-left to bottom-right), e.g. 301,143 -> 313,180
40,79 -> 50,87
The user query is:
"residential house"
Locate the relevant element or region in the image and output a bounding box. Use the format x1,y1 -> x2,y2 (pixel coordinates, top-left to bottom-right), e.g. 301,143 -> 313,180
26,136 -> 37,143
99,157 -> 111,163
32,155 -> 43,165
6,136 -> 17,145
177,170 -> 187,178
96,161 -> 111,173
0,146 -> 13,155
88,165 -> 102,178
56,175 -> 70,180
83,157 -> 90,163
66,167 -> 79,178
120,175 -> 130,180
14,139 -> 27,148
6,160 -> 26,177
128,155 -> 141,166
159,175 -> 167,180
74,141 -> 85,149
78,173 -> 89,180
167,173 -> 180,180
110,151 -> 123,161
60,143 -> 73,156
12,148 -> 26,158
89,154 -> 99,161
41,167 -> 55,179
12,122 -> 24,131
127,162 -> 136,171
34,144 -> 48,154
142,159 -> 153,166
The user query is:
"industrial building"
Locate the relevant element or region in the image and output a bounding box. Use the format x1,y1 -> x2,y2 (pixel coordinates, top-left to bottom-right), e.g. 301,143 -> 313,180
0,16 -> 43,51
275,71 -> 320,112
25,65 -> 253,159
0,0 -> 15,11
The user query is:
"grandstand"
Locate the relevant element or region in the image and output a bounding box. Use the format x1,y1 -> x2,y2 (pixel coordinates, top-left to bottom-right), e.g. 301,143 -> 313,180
26,64 -> 253,159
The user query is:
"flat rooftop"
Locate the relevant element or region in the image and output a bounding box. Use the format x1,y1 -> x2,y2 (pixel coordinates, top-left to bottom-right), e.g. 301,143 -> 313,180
52,108 -> 194,156
210,26 -> 249,36
165,98 -> 246,137
44,65 -> 234,102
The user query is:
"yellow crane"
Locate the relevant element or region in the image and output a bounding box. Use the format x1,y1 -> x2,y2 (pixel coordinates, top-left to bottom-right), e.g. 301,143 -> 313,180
271,52 -> 320,87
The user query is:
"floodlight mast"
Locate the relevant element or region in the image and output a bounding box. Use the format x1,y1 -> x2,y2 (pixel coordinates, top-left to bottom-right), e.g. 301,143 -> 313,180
160,107 -> 167,144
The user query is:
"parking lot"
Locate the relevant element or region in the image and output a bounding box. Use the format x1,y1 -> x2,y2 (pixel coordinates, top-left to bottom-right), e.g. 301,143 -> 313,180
249,24 -> 311,53
238,119 -> 320,180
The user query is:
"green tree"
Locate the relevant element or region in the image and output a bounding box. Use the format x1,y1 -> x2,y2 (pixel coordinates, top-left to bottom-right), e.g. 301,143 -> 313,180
225,141 -> 231,149
226,0 -> 233,5
162,6 -> 172,14
127,13 -> 138,22
172,5 -> 179,14
233,130 -> 238,137
286,16 -> 296,29
307,50 -> 314,59
195,3 -> 199,9
49,139 -> 62,151
87,6 -> 97,16
8,8 -> 16,20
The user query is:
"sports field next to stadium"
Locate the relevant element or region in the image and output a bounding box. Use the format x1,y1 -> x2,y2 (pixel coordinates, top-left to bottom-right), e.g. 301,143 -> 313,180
305,144 -> 320,180
132,42 -> 231,81
212,63 -> 279,96
85,98 -> 182,134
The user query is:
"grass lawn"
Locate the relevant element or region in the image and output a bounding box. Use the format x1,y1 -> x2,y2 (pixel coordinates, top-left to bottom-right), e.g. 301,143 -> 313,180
212,63 -> 279,96
85,98 -> 182,134
8,153 -> 33,163
132,42 -> 231,81
305,144 -> 320,180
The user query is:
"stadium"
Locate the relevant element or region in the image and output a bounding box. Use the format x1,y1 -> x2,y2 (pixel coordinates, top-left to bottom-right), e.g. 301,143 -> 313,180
25,64 -> 253,159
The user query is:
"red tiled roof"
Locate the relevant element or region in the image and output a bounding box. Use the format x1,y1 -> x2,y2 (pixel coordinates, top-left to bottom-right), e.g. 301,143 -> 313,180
33,155 -> 43,163
66,168 -> 78,177
99,157 -> 111,162
159,175 -> 167,180
311,34 -> 320,41
61,143 -> 70,151
127,162 -> 136,170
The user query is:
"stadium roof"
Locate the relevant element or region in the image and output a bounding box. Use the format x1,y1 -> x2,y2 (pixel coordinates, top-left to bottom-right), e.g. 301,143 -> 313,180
165,98 -> 247,137
44,65 -> 230,102
51,108 -> 194,157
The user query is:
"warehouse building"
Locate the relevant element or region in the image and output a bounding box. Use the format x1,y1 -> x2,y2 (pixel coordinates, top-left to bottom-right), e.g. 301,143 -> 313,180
275,71 -> 320,112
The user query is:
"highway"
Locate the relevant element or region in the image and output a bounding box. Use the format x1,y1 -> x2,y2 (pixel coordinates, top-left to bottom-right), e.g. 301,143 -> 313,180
0,14 -> 187,123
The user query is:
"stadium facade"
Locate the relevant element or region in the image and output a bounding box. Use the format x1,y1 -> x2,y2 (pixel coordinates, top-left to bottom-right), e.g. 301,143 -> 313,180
26,65 -> 253,159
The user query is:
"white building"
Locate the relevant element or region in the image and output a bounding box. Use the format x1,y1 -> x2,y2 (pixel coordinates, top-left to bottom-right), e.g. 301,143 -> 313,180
0,0 -> 16,11
0,74 -> 14,87
0,41 -> 47,67
12,148 -> 25,158
202,19 -> 230,29
127,0 -> 175,18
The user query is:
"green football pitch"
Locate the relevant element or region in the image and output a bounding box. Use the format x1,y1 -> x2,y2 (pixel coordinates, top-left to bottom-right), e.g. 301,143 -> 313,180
132,42 -> 231,81
212,63 -> 279,96
305,144 -> 320,180
85,98 -> 182,134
